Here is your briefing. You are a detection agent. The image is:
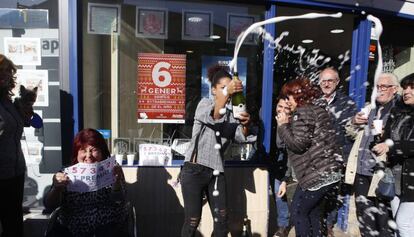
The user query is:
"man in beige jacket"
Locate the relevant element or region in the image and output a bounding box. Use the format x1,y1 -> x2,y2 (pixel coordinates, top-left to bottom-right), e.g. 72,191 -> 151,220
345,73 -> 399,237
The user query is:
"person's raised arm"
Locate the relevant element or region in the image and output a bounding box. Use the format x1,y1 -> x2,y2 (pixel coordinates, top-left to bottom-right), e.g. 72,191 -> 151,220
277,109 -> 314,154
44,172 -> 69,210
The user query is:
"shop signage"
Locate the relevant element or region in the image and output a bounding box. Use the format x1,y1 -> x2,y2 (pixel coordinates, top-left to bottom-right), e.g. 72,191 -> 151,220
137,53 -> 186,123
369,40 -> 376,61
135,7 -> 168,39
4,37 -> 41,65
87,3 -> 121,35
41,38 -> 59,57
138,144 -> 172,166
227,13 -> 258,44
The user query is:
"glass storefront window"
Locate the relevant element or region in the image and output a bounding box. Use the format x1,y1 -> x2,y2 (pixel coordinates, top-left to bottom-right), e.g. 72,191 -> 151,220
367,15 -> 414,100
81,0 -> 265,164
0,0 -> 62,172
270,4 -> 356,154
0,0 -> 62,208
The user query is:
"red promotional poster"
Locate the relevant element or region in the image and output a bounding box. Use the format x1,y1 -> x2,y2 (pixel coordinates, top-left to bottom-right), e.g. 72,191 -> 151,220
137,53 -> 186,123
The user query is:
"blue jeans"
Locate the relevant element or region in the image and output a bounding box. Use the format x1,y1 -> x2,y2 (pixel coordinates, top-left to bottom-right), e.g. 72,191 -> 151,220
274,178 -> 290,228
326,183 -> 351,231
291,183 -> 336,237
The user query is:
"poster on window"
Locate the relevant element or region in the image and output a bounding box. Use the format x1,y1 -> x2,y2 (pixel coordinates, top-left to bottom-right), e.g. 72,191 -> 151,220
113,138 -> 130,155
13,69 -> 49,107
137,53 -> 186,123
136,7 -> 168,39
138,144 -> 172,166
4,37 -> 41,65
182,10 -> 213,41
87,3 -> 121,35
201,56 -> 247,98
227,13 -> 258,44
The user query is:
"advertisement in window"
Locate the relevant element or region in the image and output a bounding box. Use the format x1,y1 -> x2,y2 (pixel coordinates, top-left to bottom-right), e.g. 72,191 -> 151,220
137,53 -> 186,123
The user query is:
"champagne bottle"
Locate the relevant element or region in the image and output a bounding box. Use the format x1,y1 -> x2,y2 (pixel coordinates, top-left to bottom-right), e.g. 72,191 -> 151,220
231,72 -> 246,119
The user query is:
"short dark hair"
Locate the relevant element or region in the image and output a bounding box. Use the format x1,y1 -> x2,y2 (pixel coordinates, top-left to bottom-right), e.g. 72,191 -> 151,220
71,128 -> 111,165
207,64 -> 232,88
400,73 -> 414,90
280,77 -> 322,107
0,54 -> 17,100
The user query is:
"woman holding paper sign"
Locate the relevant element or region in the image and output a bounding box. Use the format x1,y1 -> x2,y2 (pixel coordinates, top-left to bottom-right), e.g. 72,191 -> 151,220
180,65 -> 256,237
44,128 -> 128,237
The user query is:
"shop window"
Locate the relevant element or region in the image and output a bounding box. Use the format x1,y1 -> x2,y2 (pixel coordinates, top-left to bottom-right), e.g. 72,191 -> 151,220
81,0 -> 265,165
0,1 -> 62,172
270,5 -> 355,156
367,16 -> 414,100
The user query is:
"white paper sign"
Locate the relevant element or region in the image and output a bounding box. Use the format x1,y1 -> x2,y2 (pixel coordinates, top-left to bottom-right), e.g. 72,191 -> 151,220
171,139 -> 190,156
4,37 -> 41,65
14,69 -> 49,107
64,156 -> 116,193
21,140 -> 43,165
139,144 -> 172,166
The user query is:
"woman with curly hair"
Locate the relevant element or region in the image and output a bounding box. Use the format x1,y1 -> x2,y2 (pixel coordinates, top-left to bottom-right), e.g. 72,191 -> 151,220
276,78 -> 342,237
0,54 -> 28,237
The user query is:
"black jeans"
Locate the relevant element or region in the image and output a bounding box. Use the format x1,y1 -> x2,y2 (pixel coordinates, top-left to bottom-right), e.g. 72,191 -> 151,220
180,162 -> 227,237
354,174 -> 394,237
291,183 -> 337,237
0,174 -> 25,237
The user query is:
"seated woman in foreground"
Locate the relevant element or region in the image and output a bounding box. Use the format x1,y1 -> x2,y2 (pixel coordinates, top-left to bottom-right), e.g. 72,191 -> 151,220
44,128 -> 128,237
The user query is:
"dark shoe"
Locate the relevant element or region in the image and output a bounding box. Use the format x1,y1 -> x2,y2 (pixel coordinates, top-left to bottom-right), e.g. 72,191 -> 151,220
273,227 -> 289,237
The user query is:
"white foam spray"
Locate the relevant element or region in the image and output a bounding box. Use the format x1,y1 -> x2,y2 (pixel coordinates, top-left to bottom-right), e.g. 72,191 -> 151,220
255,27 -> 349,82
229,12 -> 343,73
367,15 -> 383,109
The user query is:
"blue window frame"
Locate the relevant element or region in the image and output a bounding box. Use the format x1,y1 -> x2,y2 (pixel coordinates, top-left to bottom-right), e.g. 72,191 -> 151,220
260,0 -> 370,153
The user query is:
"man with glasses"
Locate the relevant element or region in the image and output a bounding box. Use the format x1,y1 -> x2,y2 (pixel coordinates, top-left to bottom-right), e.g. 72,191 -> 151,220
318,67 -> 357,236
345,73 -> 399,237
